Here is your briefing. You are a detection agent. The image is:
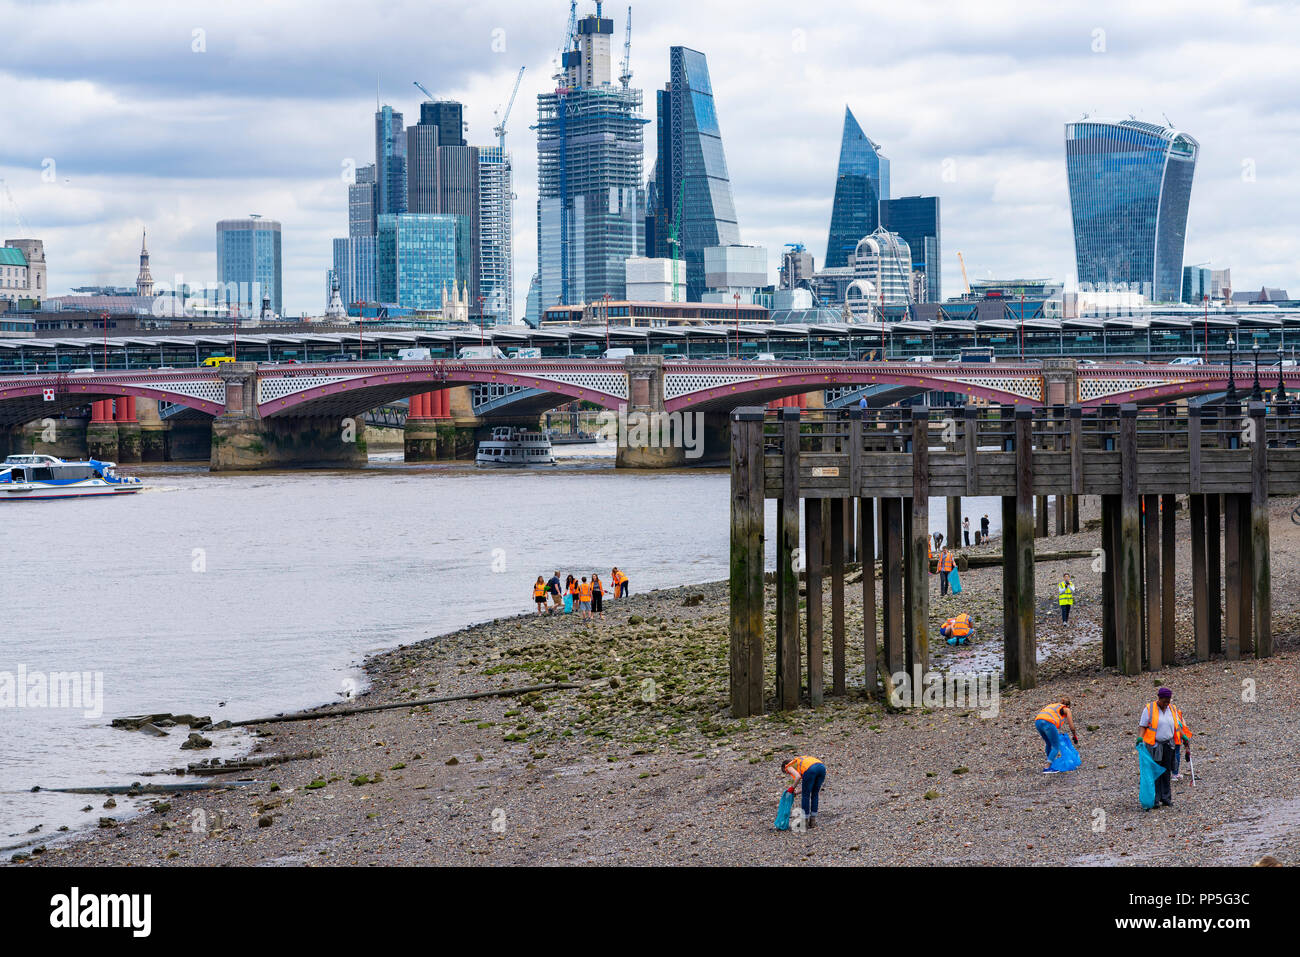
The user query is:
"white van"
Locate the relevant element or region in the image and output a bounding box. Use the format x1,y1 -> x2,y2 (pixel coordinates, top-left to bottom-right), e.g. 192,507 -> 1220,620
458,346 -> 507,360
602,347 -> 635,361
509,348 -> 542,359
906,355 -> 935,364
396,348 -> 432,361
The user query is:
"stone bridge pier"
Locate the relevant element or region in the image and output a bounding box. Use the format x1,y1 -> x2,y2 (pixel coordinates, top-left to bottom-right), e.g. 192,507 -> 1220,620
617,356 -> 685,469
210,363 -> 368,471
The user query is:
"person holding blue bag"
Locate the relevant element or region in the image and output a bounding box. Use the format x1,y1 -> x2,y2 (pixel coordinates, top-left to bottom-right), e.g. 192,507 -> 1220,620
936,546 -> 955,596
780,755 -> 827,829
1034,698 -> 1078,773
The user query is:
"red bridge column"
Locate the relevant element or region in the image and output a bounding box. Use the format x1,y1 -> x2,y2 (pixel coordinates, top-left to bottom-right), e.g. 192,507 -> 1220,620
86,400 -> 120,461
404,392 -> 439,463
112,395 -> 142,463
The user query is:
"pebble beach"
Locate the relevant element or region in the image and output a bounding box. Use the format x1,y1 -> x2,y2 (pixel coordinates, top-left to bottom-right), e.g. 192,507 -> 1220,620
18,495 -> 1300,867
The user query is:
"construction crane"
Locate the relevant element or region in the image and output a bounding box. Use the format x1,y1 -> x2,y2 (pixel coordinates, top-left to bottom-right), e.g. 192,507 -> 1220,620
619,6 -> 633,88
553,0 -> 578,82
412,80 -> 435,101
957,251 -> 971,295
667,185 -> 684,302
492,66 -> 525,150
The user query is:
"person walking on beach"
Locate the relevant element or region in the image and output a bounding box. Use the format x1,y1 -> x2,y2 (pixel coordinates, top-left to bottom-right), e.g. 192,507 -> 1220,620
566,575 -> 579,614
547,571 -> 562,612
963,516 -> 971,547
591,573 -> 605,620
937,546 -> 955,596
1139,688 -> 1191,807
533,576 -> 549,616
980,514 -> 990,541
577,576 -> 594,621
1034,697 -> 1078,773
1057,573 -> 1075,623
781,755 -> 827,829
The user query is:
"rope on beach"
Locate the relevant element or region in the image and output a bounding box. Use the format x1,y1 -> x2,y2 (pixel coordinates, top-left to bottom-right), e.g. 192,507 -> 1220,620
224,681 -> 582,728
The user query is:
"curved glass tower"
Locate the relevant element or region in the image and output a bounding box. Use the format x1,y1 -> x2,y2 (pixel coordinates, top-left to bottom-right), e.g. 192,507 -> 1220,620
825,106 -> 889,269
1064,119 -> 1198,303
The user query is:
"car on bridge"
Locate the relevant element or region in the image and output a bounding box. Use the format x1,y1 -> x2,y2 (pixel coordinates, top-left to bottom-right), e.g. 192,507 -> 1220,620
1170,356 -> 1205,366
323,353 -> 356,363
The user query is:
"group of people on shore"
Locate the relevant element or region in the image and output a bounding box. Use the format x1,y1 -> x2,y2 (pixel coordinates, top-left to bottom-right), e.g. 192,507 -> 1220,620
532,567 -> 629,621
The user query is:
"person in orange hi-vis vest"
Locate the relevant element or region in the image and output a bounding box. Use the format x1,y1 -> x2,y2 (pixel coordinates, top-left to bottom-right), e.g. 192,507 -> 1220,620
577,576 -> 594,620
1139,688 -> 1191,807
937,547 -> 956,596
1034,698 -> 1078,773
781,755 -> 827,829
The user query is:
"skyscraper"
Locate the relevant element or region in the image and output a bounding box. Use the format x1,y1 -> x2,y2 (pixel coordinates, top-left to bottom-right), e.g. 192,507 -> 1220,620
478,145 -> 514,323
1064,119 -> 1199,303
216,217 -> 282,317
536,5 -> 646,307
646,46 -> 741,301
880,196 -> 940,304
825,107 -> 890,269
374,105 -> 407,217
348,164 -> 377,238
420,101 -> 465,148
375,213 -> 468,310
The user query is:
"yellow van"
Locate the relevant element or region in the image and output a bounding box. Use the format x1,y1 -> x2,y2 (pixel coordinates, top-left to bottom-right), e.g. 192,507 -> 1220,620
201,356 -> 235,368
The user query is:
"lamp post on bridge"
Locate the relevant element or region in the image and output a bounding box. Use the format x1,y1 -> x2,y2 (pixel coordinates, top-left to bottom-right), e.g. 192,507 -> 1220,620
1226,335 -> 1238,403
1251,343 -> 1264,402
1275,345 -> 1288,404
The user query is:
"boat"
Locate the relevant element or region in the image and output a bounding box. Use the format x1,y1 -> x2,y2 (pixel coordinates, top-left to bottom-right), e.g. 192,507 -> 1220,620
475,427 -> 555,468
545,428 -> 599,446
0,454 -> 145,500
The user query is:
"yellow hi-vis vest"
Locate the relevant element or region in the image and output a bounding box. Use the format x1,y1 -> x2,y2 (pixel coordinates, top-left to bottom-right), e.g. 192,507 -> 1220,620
1058,582 -> 1074,606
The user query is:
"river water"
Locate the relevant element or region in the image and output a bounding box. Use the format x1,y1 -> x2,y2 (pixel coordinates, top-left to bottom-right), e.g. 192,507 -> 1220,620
0,448 -> 1003,847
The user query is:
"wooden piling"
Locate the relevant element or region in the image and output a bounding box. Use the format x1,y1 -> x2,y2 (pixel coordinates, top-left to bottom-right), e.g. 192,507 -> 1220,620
1014,407 -> 1037,688
1223,493 -> 1241,660
1001,494 -> 1020,686
1101,494 -> 1119,667
1118,405 -> 1143,675
1189,494 -> 1210,661
728,408 -> 766,718
882,497 -> 905,676
1250,403 -> 1272,657
1207,493 -> 1222,654
909,407 -> 931,675
1069,404 -> 1084,534
778,407 -> 802,709
1238,490 -> 1254,657
1160,492 -> 1176,665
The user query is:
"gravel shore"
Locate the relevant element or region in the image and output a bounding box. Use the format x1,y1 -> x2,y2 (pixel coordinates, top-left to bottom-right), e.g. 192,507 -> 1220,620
19,495 -> 1300,867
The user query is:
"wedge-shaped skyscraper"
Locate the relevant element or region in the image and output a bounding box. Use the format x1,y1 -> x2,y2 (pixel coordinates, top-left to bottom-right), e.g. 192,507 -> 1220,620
1065,119 -> 1198,303
825,107 -> 889,269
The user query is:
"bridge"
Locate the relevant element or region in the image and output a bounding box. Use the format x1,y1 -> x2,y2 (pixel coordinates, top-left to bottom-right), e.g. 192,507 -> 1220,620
1,356 -> 1296,469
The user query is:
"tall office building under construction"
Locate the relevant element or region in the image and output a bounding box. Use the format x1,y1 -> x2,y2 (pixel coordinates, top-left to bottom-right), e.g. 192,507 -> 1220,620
535,4 -> 646,308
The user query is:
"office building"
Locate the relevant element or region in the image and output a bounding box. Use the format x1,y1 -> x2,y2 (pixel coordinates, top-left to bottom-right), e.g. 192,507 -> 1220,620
216,217 -> 282,317
780,244 -> 815,289
1064,118 -> 1199,303
420,100 -> 465,148
880,196 -> 940,304
375,213 -> 468,311
645,46 -> 741,301
1183,265 -> 1211,304
846,226 -> 911,320
825,107 -> 889,268
333,235 -> 376,307
349,164 -> 377,238
478,146 -> 514,324
375,105 -> 407,217
701,244 -> 767,304
625,257 -> 684,303
1,240 -> 45,304
536,5 -> 646,308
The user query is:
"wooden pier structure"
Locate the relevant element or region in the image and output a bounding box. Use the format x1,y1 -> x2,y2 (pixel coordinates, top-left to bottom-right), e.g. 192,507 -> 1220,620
728,401 -> 1291,718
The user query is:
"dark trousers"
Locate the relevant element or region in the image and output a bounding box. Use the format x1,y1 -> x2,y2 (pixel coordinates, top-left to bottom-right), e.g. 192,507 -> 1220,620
1060,604 -> 1071,623
1151,742 -> 1176,805
964,531 -> 970,546
800,763 -> 826,817
939,569 -> 950,595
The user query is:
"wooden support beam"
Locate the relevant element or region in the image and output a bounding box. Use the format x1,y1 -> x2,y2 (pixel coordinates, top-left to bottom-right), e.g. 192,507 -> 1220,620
1190,494 -> 1210,662
1118,405 -> 1143,675
1101,494 -> 1119,668
1250,402 -> 1272,657
1188,406 -> 1202,493
860,497 -> 878,698
728,408 -> 767,717
778,407 -> 802,709
1207,493 -> 1222,654
1161,493 -> 1176,665
1238,490 -> 1254,657
1036,494 -> 1049,538
909,407 -> 931,676
1223,492 -> 1241,660
882,497 -> 905,676
830,497 -> 846,695
1002,494 -> 1020,686
805,499 -> 824,707
1014,407 -> 1037,688
1143,494 -> 1162,671
963,405 -> 979,495
1069,405 -> 1084,495
947,495 -> 962,551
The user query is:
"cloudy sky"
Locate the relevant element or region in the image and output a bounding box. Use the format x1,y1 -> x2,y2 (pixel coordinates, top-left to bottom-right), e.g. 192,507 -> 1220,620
1,0 -> 1297,316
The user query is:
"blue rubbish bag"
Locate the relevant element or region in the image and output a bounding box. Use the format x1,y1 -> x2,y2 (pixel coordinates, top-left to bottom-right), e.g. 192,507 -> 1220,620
1136,740 -> 1164,809
774,789 -> 794,831
563,593 -> 573,614
949,567 -> 962,594
1049,729 -> 1081,772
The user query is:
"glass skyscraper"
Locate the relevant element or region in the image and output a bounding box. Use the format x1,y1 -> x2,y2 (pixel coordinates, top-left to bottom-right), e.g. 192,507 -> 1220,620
880,196 -> 940,304
646,46 -> 740,301
825,107 -> 889,269
374,106 -> 407,217
375,213 -> 467,310
1064,119 -> 1199,303
478,145 -> 514,323
216,217 -> 282,317
536,7 -> 646,308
